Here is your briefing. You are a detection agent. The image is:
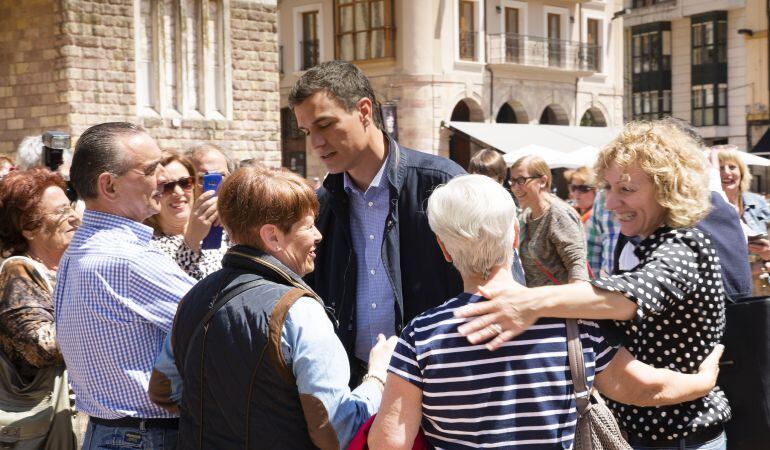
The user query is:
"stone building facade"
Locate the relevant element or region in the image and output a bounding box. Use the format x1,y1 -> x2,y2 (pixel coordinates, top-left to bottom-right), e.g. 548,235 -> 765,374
0,0 -> 280,164
278,0 -> 625,179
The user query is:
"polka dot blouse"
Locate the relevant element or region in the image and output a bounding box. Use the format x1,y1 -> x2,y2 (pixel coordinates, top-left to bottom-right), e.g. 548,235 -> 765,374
591,227 -> 731,442
150,233 -> 227,281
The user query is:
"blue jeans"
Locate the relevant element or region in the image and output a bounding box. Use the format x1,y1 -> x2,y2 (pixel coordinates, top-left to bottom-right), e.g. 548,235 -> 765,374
633,431 -> 726,450
82,420 -> 178,449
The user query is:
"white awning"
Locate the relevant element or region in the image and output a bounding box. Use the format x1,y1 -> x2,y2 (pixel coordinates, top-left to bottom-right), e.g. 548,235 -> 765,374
445,121 -> 770,167
445,121 -> 621,168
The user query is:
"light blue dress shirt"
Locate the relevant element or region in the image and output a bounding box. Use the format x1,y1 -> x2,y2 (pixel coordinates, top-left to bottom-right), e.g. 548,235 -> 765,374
153,296 -> 381,448
54,210 -> 195,419
344,161 -> 396,362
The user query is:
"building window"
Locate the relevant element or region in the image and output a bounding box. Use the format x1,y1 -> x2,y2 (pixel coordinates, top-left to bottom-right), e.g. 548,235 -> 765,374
631,23 -> 671,120
632,0 -> 669,8
301,11 -> 320,70
632,28 -> 670,75
459,1 -> 476,60
335,0 -> 394,62
691,12 -> 727,127
585,18 -> 602,72
692,15 -> 727,66
692,83 -> 727,126
135,0 -> 231,119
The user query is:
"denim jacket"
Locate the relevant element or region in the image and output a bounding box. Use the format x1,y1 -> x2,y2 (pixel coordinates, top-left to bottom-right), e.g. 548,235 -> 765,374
742,191 -> 770,235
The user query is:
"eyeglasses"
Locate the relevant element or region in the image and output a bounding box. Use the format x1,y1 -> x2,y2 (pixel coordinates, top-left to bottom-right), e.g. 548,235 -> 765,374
510,176 -> 542,186
160,176 -> 195,195
47,205 -> 78,222
569,184 -> 595,194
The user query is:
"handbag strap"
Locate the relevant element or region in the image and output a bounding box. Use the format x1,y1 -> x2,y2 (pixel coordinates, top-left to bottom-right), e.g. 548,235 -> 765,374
565,318 -> 593,450
182,278 -> 268,371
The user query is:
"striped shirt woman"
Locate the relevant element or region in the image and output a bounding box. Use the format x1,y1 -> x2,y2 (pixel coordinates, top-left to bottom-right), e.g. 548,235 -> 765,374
389,293 -> 615,449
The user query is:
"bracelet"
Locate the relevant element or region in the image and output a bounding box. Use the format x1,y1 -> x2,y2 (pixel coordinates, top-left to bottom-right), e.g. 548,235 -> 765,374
362,373 -> 386,390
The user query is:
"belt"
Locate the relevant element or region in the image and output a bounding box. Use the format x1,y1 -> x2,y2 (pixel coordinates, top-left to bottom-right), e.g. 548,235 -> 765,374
626,425 -> 723,448
90,416 -> 179,429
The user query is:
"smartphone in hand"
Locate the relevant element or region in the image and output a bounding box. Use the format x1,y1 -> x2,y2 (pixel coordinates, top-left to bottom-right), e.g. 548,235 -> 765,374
201,172 -> 224,250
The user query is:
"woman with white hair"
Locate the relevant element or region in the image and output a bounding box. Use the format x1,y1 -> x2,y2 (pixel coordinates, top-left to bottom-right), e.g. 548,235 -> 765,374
368,174 -> 723,450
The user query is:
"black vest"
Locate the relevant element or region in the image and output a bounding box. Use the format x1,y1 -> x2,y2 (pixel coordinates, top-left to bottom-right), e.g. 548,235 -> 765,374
173,246 -> 328,449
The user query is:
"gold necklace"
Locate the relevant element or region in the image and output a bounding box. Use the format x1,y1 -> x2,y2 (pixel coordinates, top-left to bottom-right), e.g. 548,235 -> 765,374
26,252 -> 57,273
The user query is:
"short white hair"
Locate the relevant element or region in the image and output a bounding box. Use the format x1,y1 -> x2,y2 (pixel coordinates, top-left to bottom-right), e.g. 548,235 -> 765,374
427,174 -> 517,277
15,135 -> 73,171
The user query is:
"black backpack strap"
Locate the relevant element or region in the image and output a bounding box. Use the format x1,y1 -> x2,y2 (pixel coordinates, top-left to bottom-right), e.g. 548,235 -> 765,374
182,279 -> 268,371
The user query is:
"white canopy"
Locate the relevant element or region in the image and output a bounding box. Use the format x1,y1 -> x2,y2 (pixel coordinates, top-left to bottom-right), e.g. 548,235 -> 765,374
445,121 -> 770,167
445,122 -> 620,168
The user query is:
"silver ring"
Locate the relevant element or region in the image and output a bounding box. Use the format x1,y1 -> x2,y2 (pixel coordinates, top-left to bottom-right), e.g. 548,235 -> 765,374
488,323 -> 503,335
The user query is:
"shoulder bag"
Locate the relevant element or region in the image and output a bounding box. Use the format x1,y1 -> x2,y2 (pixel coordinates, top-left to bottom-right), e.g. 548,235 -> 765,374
566,319 -> 630,450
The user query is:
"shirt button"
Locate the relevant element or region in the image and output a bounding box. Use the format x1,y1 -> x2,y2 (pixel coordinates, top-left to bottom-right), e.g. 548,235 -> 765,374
370,269 -> 375,275
371,303 -> 377,309
368,201 -> 374,207
369,234 -> 374,240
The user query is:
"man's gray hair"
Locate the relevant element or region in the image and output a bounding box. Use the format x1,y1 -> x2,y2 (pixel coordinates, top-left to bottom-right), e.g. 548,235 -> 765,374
187,143 -> 237,174
427,175 -> 518,277
70,122 -> 145,200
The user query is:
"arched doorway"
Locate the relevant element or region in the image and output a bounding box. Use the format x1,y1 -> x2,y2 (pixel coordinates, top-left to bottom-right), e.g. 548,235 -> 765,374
539,104 -> 569,125
449,98 -> 483,169
496,101 -> 529,124
579,107 -> 607,127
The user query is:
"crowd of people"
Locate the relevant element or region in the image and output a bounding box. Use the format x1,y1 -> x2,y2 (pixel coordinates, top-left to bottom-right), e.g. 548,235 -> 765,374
0,60 -> 763,449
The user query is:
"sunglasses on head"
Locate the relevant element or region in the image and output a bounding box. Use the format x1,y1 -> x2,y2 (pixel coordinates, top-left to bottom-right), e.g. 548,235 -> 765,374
160,176 -> 195,194
569,184 -> 595,193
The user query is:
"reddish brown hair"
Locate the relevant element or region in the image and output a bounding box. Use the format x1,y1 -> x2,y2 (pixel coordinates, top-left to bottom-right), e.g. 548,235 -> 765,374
0,168 -> 67,256
218,166 -> 319,250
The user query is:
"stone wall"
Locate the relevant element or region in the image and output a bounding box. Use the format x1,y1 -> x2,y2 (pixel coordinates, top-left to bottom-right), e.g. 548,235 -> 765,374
0,0 -> 280,164
0,0 -> 68,154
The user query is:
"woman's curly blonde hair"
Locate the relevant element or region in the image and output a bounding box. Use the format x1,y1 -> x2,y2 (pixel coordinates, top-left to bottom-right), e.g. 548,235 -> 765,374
594,121 -> 711,229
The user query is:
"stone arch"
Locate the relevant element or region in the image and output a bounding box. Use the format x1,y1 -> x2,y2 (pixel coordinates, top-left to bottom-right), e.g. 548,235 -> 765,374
579,105 -> 608,127
496,100 -> 529,124
539,103 -> 569,126
448,98 -> 484,169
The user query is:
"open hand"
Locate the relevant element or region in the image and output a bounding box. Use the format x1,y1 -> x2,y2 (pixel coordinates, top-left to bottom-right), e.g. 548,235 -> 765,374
454,284 -> 540,351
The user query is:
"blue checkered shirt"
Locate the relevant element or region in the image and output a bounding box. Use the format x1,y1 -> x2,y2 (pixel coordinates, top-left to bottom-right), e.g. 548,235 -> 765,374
344,162 -> 396,362
54,210 -> 195,419
585,190 -> 619,276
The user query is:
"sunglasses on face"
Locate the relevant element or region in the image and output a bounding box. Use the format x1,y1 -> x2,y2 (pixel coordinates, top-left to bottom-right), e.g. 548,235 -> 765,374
569,184 -> 595,193
160,176 -> 195,195
511,176 -> 541,186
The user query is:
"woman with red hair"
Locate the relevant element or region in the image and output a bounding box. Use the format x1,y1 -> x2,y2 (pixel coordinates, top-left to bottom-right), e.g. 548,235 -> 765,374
0,168 -> 79,449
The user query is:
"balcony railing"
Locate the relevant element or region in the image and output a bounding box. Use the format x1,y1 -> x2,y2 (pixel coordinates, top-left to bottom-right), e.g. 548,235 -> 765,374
488,33 -> 601,72
459,30 -> 476,60
301,39 -> 319,70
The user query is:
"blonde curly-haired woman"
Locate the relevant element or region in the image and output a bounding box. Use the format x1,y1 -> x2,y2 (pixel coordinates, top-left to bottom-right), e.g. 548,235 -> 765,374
455,121 -> 731,450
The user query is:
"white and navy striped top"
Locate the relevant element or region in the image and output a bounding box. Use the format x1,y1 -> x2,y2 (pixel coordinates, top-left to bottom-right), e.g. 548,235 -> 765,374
389,293 -> 617,449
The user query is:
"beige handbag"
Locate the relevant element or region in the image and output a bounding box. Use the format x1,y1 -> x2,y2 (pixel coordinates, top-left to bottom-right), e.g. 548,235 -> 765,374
566,319 -> 631,450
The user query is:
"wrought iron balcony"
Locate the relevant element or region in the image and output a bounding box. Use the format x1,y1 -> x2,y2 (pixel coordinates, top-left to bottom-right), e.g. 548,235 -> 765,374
487,33 -> 601,73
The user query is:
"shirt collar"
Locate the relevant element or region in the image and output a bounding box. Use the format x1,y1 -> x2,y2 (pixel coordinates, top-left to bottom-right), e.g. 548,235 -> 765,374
81,209 -> 154,243
343,152 -> 389,194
